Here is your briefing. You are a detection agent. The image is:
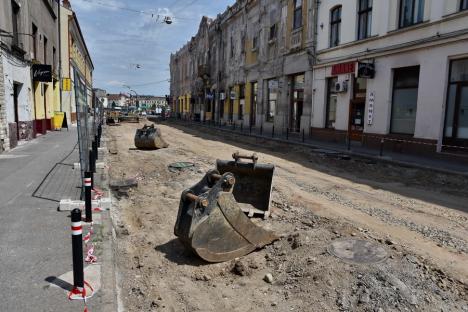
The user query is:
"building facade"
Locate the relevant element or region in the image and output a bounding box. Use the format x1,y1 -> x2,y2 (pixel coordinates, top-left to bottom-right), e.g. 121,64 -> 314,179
170,0 -> 468,157
60,0 -> 94,124
312,0 -> 468,154
170,0 -> 318,133
0,0 -> 60,151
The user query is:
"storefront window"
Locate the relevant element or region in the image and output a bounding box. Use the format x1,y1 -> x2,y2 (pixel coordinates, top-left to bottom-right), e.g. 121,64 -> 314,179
445,59 -> 468,140
391,66 -> 420,134
267,79 -> 278,122
291,74 -> 304,131
326,77 -> 338,128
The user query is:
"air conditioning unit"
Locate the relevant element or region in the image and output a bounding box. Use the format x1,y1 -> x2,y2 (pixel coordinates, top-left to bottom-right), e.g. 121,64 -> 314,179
335,81 -> 348,93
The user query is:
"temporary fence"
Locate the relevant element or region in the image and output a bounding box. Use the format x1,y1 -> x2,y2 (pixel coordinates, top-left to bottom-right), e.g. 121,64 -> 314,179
73,72 -> 104,199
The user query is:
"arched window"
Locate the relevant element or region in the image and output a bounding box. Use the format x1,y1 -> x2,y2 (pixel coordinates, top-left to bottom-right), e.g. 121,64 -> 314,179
330,6 -> 342,48
399,0 -> 425,28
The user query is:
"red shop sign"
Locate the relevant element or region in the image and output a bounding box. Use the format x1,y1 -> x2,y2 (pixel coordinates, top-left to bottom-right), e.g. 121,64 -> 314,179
331,62 -> 356,75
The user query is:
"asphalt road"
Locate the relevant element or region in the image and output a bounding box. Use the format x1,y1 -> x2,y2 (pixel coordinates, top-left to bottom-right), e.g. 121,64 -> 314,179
0,128 -> 92,311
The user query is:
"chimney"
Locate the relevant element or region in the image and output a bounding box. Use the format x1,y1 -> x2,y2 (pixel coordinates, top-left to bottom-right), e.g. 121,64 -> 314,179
62,0 -> 72,9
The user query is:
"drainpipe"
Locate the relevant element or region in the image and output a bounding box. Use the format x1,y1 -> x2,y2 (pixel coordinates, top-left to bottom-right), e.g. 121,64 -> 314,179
57,0 -> 63,111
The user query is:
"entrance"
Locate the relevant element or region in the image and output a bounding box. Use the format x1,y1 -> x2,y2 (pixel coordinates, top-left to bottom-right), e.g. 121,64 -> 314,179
445,58 -> 468,148
349,77 -> 367,141
250,82 -> 257,127
290,74 -> 304,132
43,84 -> 48,133
13,83 -> 20,140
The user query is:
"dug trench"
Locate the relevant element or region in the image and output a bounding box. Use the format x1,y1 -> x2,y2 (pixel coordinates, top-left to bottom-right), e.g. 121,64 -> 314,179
107,121 -> 468,312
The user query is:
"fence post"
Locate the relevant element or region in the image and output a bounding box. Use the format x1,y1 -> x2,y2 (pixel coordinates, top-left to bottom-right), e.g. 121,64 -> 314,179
71,208 -> 84,294
84,172 -> 92,223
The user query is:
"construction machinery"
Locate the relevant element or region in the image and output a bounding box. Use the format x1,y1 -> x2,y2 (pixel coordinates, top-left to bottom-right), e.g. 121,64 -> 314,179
217,152 -> 275,218
106,110 -> 120,125
134,124 -> 169,150
174,169 -> 278,263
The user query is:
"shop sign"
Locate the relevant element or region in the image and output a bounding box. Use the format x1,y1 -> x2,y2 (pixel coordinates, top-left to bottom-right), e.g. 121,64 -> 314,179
62,78 -> 72,91
358,62 -> 375,79
367,92 -> 375,125
32,64 -> 52,82
331,62 -> 355,75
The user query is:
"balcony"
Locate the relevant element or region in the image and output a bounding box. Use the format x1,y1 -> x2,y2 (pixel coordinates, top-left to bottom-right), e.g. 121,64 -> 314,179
290,29 -> 302,50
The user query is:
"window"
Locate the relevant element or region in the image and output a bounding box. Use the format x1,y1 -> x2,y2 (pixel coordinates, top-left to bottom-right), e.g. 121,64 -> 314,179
44,36 -> 48,64
267,79 -> 278,122
445,58 -> 468,140
330,6 -> 342,47
293,0 -> 302,29
11,0 -> 20,47
230,36 -> 234,58
391,66 -> 420,134
239,84 -> 245,120
357,0 -> 372,40
252,35 -> 258,51
461,0 -> 468,11
269,24 -> 277,41
399,0 -> 425,28
326,77 -> 338,128
32,24 -> 38,59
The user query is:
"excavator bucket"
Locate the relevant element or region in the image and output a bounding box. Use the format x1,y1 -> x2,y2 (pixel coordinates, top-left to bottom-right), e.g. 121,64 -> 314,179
134,124 -> 169,150
174,170 -> 278,263
216,152 -> 275,218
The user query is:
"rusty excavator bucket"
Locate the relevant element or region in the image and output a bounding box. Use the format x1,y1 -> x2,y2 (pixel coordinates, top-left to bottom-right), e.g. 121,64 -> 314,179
216,152 -> 275,218
134,124 -> 169,150
174,170 -> 278,263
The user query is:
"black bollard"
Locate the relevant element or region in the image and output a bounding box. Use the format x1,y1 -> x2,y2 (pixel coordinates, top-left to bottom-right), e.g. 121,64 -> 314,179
241,123 -> 243,133
84,172 -> 92,223
249,124 -> 252,135
93,137 -> 98,160
286,127 -> 289,140
260,124 -> 263,135
71,208 -> 84,292
272,125 -> 275,138
89,149 -> 96,173
302,128 -> 305,143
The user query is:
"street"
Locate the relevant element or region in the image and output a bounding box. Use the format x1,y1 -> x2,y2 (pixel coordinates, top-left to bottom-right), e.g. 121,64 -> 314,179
108,121 -> 468,312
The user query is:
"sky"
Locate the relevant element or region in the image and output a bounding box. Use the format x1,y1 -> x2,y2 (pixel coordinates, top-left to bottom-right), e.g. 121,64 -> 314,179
71,0 -> 233,96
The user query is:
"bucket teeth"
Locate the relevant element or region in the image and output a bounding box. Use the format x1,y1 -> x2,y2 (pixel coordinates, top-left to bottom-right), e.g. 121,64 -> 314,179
134,124 -> 169,150
174,170 -> 278,263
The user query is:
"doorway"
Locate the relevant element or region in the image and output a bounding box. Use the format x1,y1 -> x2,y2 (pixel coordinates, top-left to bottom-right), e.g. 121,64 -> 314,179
250,82 -> 257,127
445,58 -> 468,148
13,83 -> 20,140
349,77 -> 367,141
290,74 -> 304,132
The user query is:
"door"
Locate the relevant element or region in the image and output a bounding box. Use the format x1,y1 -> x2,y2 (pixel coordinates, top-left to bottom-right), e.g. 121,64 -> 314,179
13,84 -> 20,140
349,99 -> 365,141
445,83 -> 468,146
250,82 -> 257,127
290,74 -> 304,132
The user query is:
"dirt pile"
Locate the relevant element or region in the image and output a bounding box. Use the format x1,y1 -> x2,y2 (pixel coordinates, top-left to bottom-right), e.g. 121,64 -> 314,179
108,122 -> 468,312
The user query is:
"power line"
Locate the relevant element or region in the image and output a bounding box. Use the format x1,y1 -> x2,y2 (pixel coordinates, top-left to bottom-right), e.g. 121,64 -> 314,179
79,0 -> 195,21
127,79 -> 170,87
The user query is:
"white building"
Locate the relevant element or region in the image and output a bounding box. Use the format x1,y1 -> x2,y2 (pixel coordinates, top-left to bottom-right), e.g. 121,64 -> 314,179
312,0 -> 468,155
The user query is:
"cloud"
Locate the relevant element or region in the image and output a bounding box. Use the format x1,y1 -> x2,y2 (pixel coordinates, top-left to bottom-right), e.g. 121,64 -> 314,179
106,80 -> 125,86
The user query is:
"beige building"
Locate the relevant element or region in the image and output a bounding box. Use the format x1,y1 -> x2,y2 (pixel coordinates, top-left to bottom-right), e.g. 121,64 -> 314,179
60,0 -> 94,124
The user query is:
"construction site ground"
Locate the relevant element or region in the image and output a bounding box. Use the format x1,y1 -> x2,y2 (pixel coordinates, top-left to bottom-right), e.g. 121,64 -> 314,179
107,120 -> 468,312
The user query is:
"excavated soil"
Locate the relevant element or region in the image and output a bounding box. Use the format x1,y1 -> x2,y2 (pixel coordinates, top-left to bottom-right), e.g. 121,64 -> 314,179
107,121 -> 468,312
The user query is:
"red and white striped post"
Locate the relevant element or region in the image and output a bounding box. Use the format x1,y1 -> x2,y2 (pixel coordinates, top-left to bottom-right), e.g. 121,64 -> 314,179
84,172 -> 92,223
70,208 -> 85,298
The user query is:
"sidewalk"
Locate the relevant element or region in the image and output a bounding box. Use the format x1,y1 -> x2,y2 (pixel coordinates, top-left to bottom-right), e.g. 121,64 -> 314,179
168,119 -> 468,175
0,128 -> 111,311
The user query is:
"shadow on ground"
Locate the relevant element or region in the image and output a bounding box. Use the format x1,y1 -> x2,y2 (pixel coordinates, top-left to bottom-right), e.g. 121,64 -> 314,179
155,238 -> 209,267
